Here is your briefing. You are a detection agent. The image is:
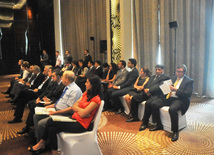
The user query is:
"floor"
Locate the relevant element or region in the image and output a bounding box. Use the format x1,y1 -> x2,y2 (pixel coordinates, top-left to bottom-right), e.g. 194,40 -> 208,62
0,75 -> 214,155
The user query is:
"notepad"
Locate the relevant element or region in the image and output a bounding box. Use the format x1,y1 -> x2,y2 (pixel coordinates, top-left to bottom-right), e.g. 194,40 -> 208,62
50,115 -> 76,122
35,107 -> 56,115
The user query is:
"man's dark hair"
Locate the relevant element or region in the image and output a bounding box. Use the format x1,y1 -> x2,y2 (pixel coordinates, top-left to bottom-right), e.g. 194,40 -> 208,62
155,64 -> 164,70
88,60 -> 94,65
120,60 -> 126,68
129,58 -> 137,67
102,63 -> 109,68
85,49 -> 89,53
95,61 -> 101,66
56,51 -> 59,54
53,69 -> 62,77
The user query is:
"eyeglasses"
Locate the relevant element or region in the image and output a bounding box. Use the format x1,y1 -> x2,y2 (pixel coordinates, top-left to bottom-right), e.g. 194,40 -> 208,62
176,70 -> 184,73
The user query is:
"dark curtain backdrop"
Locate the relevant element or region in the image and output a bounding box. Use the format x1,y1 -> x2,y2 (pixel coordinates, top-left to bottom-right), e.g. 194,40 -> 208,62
60,0 -> 107,62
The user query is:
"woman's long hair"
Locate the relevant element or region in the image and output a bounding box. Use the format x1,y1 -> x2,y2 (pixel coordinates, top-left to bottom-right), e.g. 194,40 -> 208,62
142,67 -> 152,77
87,75 -> 102,101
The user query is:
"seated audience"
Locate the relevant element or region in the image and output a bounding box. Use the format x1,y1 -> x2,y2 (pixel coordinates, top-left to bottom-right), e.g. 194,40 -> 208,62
106,59 -> 139,113
139,64 -> 169,131
28,75 -> 102,155
17,69 -> 65,135
76,59 -> 88,92
33,71 -> 82,142
94,61 -> 103,78
125,67 -> 151,122
8,65 -> 52,123
2,59 -> 24,94
101,62 -> 109,80
150,64 -> 193,141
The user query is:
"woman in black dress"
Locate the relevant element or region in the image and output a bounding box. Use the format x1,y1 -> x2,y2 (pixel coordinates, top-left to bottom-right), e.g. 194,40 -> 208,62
124,67 -> 151,115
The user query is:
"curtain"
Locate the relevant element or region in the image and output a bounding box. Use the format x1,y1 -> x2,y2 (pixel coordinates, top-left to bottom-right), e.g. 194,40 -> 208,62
132,0 -> 159,73
60,0 -> 106,62
160,0 -> 214,98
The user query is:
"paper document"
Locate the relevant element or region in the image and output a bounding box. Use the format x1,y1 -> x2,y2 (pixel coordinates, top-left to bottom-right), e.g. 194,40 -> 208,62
50,115 -> 76,122
39,101 -> 46,104
35,107 -> 55,115
159,79 -> 173,95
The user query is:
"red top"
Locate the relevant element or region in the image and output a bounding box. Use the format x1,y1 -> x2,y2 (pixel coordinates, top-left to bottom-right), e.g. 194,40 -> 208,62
72,92 -> 101,129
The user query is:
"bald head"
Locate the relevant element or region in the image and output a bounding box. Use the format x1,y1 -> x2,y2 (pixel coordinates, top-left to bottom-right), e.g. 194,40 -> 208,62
63,71 -> 75,83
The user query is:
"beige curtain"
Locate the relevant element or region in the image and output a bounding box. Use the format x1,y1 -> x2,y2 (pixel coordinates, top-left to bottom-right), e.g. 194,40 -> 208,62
60,0 -> 106,62
160,0 -> 214,97
132,0 -> 159,73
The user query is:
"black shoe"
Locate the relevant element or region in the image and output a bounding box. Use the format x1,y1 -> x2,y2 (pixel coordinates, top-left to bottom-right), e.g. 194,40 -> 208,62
8,99 -> 15,103
115,109 -> 123,114
2,91 -> 9,94
17,127 -> 29,134
149,125 -> 163,131
139,124 -> 148,131
8,118 -> 22,124
126,117 -> 140,122
171,131 -> 179,142
5,95 -> 11,98
28,146 -> 47,154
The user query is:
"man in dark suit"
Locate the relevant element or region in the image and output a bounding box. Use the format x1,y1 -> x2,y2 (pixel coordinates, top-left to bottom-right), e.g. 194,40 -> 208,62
150,64 -> 193,141
9,65 -> 45,103
17,69 -> 65,134
64,50 -> 73,64
104,60 -> 128,110
139,64 -> 169,131
8,66 -> 51,123
94,61 -> 103,78
84,50 -> 92,65
109,59 -> 139,114
86,60 -> 95,78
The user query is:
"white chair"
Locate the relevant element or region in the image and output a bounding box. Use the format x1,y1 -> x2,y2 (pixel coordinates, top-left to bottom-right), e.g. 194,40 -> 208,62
138,101 -> 187,133
119,96 -> 130,115
57,101 -> 104,155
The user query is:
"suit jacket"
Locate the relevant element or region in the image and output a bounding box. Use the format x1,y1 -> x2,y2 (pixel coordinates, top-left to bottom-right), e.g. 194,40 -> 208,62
171,75 -> 194,115
85,54 -> 92,64
37,77 -> 52,95
120,68 -> 139,89
30,72 -> 45,89
94,66 -> 103,78
145,74 -> 169,97
86,66 -> 96,78
64,55 -> 73,63
112,68 -> 129,86
39,80 -> 57,99
48,82 -> 65,103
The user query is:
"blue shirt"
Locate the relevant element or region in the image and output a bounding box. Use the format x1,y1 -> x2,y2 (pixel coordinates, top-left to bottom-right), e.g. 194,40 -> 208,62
55,82 -> 82,110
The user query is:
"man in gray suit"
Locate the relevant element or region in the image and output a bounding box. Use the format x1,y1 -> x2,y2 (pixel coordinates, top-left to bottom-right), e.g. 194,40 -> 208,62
109,59 -> 139,114
104,60 -> 128,110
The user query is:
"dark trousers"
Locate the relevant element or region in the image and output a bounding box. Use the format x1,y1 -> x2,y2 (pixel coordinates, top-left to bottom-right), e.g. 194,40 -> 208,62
42,118 -> 86,150
142,96 -> 160,125
14,90 -> 38,119
151,97 -> 182,132
106,87 -> 132,110
130,93 -> 149,118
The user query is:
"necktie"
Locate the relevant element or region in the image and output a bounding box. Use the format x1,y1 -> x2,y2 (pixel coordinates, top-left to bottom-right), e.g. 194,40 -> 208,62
54,87 -> 68,108
166,78 -> 180,99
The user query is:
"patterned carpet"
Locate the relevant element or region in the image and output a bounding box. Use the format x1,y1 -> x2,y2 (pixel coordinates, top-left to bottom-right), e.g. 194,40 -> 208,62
0,75 -> 214,155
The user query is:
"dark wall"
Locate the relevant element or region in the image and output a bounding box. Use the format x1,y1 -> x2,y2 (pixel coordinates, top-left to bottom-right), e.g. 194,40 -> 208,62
0,0 -> 55,75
